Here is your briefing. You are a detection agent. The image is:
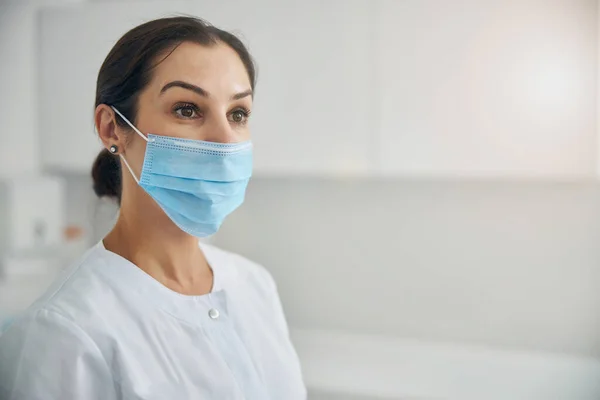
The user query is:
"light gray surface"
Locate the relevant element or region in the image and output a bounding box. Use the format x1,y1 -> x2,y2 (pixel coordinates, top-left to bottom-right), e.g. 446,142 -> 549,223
0,182 -> 8,257
214,177 -> 600,357
309,389 -> 430,400
309,390 -> 403,400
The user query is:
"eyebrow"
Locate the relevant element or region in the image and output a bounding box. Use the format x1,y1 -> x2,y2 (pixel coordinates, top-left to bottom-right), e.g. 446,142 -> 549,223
160,80 -> 253,100
231,89 -> 253,101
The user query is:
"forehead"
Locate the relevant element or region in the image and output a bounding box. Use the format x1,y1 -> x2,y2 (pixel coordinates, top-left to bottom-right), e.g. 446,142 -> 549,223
149,41 -> 251,94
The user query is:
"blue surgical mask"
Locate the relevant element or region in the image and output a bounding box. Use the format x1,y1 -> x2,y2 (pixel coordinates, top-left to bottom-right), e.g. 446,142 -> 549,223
111,106 -> 252,237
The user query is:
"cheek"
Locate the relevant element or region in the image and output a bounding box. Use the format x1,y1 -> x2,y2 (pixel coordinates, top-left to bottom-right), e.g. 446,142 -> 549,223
136,107 -> 189,139
239,128 -> 251,141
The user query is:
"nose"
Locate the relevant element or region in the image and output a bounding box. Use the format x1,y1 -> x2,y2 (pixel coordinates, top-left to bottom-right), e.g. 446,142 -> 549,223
202,113 -> 237,144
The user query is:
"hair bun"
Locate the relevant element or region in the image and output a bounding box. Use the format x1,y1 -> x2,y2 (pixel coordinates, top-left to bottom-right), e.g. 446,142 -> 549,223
91,148 -> 121,201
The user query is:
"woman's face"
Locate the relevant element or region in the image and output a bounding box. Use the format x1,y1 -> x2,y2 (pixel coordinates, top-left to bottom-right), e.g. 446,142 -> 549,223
123,41 -> 253,176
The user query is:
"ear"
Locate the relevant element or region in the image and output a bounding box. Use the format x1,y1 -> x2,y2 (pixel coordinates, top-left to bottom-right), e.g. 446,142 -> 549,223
95,104 -> 126,153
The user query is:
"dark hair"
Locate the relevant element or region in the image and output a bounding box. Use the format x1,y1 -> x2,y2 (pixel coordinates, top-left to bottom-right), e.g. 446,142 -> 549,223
91,16 -> 256,203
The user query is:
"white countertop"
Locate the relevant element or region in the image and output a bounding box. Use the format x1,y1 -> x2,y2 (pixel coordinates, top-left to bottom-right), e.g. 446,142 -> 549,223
292,328 -> 600,400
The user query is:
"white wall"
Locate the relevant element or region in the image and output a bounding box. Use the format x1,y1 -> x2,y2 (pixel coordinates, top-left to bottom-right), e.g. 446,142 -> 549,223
214,178 -> 600,358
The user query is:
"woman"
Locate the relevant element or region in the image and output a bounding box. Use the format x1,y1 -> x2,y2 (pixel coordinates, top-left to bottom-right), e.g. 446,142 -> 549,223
0,16 -> 306,400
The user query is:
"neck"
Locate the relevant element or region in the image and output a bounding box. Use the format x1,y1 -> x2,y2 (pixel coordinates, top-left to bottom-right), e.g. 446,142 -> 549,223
103,192 -> 213,296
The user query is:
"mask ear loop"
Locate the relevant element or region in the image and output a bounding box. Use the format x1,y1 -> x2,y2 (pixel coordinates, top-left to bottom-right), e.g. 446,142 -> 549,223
110,106 -> 153,185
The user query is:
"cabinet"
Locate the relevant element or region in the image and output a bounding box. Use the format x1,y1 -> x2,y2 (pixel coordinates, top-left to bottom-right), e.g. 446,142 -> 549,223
0,3 -> 40,177
37,0 -> 599,179
374,0 -> 597,178
38,0 -> 375,176
0,176 -> 65,255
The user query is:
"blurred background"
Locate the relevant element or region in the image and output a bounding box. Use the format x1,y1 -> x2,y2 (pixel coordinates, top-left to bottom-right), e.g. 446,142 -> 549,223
2,0 -> 600,399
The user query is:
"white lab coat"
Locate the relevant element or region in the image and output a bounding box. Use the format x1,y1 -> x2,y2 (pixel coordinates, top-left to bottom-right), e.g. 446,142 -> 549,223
0,242 -> 306,400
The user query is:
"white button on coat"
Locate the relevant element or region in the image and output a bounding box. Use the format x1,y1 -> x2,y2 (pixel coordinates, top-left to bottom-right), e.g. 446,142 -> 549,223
208,308 -> 220,320
0,242 -> 306,400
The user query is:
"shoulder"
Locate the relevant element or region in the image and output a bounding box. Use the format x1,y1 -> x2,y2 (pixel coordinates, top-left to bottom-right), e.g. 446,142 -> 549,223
0,306 -> 114,399
0,244 -> 126,398
0,307 -> 100,356
6,243 -> 116,332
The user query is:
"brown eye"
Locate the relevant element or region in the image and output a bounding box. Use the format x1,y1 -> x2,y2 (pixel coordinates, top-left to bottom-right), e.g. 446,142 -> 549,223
232,110 -> 245,122
181,107 -> 194,117
174,104 -> 199,119
229,109 -> 250,124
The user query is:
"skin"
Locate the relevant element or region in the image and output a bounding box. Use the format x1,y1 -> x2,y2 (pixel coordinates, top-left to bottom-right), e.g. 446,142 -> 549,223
94,42 -> 253,296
